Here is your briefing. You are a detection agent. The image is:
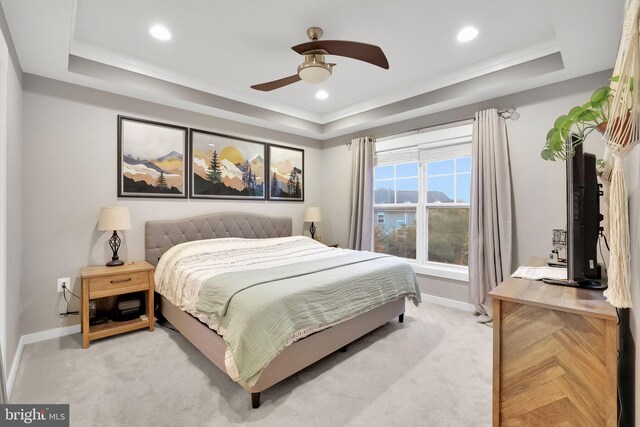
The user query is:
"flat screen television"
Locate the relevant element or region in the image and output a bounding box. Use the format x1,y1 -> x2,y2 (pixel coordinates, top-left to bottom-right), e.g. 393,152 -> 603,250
543,136 -> 606,290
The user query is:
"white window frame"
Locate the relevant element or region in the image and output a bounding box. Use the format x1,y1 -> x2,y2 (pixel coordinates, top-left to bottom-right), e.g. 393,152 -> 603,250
374,124 -> 472,282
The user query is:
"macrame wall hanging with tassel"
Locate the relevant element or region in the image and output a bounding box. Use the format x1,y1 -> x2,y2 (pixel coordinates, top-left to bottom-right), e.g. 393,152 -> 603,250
601,0 -> 640,308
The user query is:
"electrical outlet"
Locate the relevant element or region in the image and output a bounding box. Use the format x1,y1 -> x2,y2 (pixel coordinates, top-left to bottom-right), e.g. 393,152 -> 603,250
57,277 -> 70,293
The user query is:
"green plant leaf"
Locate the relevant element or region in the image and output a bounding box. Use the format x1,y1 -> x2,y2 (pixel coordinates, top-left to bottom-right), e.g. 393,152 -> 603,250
560,127 -> 571,139
591,86 -> 611,105
549,132 -> 564,151
609,75 -> 633,91
541,148 -> 555,161
554,114 -> 570,130
546,128 -> 556,142
577,109 -> 600,123
567,106 -> 584,120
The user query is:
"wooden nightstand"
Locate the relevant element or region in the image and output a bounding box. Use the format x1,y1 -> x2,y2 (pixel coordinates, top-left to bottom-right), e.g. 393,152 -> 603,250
80,261 -> 155,348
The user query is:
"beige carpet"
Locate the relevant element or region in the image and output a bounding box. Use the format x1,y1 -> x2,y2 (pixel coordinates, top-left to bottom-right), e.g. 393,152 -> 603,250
11,301 -> 492,426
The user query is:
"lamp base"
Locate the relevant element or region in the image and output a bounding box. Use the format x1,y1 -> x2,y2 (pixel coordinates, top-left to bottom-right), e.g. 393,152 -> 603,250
106,230 -> 124,267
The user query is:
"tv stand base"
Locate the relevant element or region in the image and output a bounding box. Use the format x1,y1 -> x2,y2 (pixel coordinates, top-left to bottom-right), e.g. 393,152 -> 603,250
542,278 -> 607,291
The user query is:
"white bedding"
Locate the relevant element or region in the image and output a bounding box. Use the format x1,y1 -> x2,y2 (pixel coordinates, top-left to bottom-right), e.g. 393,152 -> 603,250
154,236 -> 343,331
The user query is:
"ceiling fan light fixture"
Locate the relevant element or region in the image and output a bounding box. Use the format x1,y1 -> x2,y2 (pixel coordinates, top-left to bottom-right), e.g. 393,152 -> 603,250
298,64 -> 331,84
298,54 -> 332,84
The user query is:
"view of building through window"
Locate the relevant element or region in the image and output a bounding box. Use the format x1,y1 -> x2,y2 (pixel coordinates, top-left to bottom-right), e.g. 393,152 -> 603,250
374,207 -> 417,259
373,125 -> 471,270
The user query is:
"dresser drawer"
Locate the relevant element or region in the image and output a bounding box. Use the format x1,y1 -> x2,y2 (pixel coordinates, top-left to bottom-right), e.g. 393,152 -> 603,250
89,271 -> 149,297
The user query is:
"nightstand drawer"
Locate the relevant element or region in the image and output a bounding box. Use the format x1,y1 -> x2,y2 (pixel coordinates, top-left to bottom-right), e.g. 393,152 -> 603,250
89,271 -> 149,297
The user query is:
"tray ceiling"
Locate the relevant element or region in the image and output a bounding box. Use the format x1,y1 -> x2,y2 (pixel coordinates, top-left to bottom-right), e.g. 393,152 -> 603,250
1,0 -> 624,139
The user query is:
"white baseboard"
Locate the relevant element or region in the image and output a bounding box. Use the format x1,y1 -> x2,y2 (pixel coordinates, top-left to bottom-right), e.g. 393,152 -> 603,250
6,324 -> 80,399
22,324 -> 80,345
6,335 -> 23,401
421,292 -> 476,312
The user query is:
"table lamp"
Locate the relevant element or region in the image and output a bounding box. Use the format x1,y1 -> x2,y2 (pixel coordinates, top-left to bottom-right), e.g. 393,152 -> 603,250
98,206 -> 132,267
304,207 -> 321,240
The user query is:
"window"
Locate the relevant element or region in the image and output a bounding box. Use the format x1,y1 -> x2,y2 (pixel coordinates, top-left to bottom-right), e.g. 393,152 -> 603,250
373,124 -> 472,280
374,162 -> 418,259
425,156 -> 470,266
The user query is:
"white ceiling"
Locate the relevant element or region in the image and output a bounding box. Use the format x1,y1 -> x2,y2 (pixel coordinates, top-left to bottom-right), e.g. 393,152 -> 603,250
1,0 -> 625,139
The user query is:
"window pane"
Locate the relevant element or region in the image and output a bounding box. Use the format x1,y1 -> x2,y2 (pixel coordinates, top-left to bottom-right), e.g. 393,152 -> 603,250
396,177 -> 419,203
374,208 -> 417,259
375,180 -> 394,204
455,173 -> 471,203
375,165 -> 394,180
456,156 -> 471,173
427,159 -> 454,176
396,162 -> 418,178
427,175 -> 454,203
427,208 -> 469,266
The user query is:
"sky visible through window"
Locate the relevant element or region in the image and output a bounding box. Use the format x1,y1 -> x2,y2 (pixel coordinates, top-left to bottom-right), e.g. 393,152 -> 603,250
426,157 -> 470,204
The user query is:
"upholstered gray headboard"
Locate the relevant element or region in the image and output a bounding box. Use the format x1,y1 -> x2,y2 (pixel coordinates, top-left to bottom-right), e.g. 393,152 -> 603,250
145,212 -> 293,266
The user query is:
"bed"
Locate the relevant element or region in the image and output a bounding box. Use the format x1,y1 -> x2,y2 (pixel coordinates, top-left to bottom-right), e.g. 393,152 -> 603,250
145,212 -> 420,408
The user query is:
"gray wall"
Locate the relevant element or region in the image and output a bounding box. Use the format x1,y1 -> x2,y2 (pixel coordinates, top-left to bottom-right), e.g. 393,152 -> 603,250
20,75 -> 324,336
4,23 -> 21,382
626,145 -> 640,419
321,71 -> 610,304
16,69 -> 618,331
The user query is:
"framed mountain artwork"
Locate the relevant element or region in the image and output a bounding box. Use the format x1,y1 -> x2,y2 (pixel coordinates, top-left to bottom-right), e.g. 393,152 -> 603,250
268,144 -> 304,201
190,129 -> 267,200
117,116 -> 188,198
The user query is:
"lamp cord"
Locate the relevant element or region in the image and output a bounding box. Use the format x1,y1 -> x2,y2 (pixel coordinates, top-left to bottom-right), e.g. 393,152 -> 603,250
59,285 -> 80,317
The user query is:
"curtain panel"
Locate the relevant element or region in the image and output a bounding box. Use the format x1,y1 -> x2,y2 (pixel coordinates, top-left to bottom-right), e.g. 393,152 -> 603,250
348,137 -> 375,250
469,109 -> 513,319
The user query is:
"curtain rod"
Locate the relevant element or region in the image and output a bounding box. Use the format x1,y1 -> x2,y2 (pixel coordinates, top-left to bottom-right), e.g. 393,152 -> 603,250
346,107 -> 519,149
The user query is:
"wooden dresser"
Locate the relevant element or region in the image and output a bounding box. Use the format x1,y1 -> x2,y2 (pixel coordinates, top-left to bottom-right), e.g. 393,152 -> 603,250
490,275 -> 618,426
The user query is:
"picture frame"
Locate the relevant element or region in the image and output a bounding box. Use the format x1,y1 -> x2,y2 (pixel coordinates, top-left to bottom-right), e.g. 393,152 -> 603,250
190,129 -> 267,200
117,116 -> 188,198
268,144 -> 304,201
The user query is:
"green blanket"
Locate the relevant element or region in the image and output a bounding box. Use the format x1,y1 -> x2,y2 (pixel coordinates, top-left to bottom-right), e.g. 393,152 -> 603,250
196,251 -> 421,386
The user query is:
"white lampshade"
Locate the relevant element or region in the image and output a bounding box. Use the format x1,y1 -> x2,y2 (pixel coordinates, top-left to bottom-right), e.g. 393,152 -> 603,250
304,207 -> 322,223
299,65 -> 331,84
98,206 -> 132,231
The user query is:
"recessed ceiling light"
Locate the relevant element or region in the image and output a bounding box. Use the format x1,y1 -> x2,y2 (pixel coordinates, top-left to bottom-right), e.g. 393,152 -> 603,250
150,25 -> 171,41
457,26 -> 478,42
315,90 -> 329,100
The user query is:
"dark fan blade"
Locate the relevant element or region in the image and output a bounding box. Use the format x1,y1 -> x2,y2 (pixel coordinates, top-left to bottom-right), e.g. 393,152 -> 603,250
251,74 -> 301,91
292,40 -> 389,69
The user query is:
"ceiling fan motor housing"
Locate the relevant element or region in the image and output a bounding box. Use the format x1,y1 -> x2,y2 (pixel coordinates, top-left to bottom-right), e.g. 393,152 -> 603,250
297,54 -> 332,84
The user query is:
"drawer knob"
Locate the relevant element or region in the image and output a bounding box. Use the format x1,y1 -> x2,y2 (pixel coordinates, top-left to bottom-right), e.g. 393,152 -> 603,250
110,277 -> 132,284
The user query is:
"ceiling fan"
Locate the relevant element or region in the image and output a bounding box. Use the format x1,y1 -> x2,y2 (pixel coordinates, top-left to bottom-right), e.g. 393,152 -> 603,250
251,27 -> 389,92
